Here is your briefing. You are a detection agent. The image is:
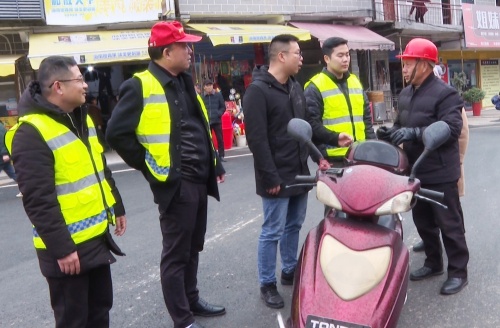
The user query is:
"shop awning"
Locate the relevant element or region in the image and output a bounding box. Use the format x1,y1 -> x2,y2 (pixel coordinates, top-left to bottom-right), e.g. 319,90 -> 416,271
28,29 -> 151,69
187,24 -> 311,46
0,55 -> 22,76
290,22 -> 395,51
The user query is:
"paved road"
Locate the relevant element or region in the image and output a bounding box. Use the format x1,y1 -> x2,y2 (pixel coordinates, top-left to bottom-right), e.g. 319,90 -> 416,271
1,128 -> 499,327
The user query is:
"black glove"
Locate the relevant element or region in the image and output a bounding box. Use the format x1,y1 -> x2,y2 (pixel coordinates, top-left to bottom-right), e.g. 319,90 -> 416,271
390,127 -> 421,146
376,126 -> 395,142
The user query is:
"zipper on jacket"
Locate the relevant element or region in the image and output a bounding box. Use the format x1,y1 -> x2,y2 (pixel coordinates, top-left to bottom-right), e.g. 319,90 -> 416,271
70,111 -> 113,224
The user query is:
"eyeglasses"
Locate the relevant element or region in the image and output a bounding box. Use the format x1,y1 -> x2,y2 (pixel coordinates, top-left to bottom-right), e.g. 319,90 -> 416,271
282,51 -> 303,57
48,77 -> 85,88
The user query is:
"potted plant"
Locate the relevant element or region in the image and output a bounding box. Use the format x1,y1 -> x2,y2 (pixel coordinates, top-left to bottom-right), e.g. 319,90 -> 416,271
462,87 -> 486,116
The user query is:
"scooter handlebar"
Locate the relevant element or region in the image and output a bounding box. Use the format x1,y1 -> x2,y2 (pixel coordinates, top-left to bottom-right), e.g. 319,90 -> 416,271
294,175 -> 317,184
418,188 -> 444,202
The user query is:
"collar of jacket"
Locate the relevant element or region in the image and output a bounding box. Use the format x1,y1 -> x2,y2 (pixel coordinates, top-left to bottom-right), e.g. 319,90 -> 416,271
148,61 -> 191,88
412,71 -> 435,92
322,67 -> 350,84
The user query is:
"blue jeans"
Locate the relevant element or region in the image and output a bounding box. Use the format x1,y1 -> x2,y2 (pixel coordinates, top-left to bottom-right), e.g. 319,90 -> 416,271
258,193 -> 308,286
0,161 -> 17,181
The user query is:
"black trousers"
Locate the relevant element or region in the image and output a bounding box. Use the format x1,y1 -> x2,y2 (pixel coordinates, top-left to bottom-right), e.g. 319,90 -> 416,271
210,123 -> 224,158
159,180 -> 208,328
412,181 -> 469,278
46,264 -> 113,328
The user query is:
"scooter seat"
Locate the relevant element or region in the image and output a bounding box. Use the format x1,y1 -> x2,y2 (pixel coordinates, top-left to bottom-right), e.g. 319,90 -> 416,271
377,215 -> 396,230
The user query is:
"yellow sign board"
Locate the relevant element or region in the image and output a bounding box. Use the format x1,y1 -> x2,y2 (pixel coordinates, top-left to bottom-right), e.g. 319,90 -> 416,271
0,55 -> 22,77
29,30 -> 151,69
188,24 -> 311,46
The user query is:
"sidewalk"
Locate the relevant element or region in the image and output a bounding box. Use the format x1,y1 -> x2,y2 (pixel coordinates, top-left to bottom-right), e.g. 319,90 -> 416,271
2,109 -> 499,183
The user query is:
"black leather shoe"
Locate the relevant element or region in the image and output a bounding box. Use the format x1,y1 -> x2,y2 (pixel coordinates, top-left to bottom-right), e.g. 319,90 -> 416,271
260,283 -> 284,309
190,321 -> 205,328
281,270 -> 294,286
440,277 -> 468,295
413,240 -> 425,252
190,298 -> 226,317
220,157 -> 226,162
410,266 -> 444,281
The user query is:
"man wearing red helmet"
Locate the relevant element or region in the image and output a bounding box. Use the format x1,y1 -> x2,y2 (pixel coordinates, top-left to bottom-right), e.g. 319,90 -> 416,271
377,38 -> 469,295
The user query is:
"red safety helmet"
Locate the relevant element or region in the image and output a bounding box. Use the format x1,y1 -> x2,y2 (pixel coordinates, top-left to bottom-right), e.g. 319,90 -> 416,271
396,38 -> 438,64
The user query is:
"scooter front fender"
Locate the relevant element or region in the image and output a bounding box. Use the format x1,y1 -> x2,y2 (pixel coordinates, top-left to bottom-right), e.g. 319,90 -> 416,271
288,215 -> 409,328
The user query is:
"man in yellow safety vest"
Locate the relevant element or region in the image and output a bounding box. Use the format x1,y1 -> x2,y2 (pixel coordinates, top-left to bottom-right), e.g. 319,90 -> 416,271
304,37 -> 376,167
5,55 -> 127,327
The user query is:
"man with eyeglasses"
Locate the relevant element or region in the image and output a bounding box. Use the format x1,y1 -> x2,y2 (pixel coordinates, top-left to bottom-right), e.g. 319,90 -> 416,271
304,37 -> 376,168
106,21 -> 226,328
243,34 -> 329,309
5,55 -> 127,327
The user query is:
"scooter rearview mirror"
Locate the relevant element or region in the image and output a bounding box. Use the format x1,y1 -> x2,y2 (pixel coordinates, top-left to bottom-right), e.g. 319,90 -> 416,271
287,118 -> 312,142
422,121 -> 451,151
287,118 -> 324,161
409,121 -> 451,181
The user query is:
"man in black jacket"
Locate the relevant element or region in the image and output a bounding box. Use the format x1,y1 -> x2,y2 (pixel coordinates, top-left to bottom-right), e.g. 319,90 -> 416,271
6,56 -> 126,327
377,38 -> 469,295
203,79 -> 226,161
106,21 -> 225,328
243,34 -> 329,309
304,37 -> 376,167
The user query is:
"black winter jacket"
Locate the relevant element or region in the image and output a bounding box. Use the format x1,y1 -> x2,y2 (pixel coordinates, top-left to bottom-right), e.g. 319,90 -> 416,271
203,91 -> 226,125
243,65 -> 313,198
394,74 -> 463,184
11,81 -> 125,278
304,69 -> 376,161
106,62 -> 224,210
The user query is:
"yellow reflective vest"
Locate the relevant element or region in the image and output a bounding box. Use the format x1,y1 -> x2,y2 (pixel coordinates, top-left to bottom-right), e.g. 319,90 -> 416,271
134,70 -> 214,182
5,114 -> 116,250
306,72 -> 367,157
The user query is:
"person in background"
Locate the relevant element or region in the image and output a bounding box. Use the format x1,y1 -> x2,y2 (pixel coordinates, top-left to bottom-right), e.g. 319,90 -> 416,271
243,34 -> 329,309
106,21 -> 226,328
203,79 -> 227,161
491,92 -> 500,110
304,37 -> 376,168
433,61 -> 445,79
5,55 -> 127,327
409,0 -> 430,23
0,123 -> 22,197
85,94 -> 109,150
377,38 -> 469,295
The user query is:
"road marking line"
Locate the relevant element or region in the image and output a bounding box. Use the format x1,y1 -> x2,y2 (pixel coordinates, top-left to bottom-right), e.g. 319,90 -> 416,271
205,213 -> 262,244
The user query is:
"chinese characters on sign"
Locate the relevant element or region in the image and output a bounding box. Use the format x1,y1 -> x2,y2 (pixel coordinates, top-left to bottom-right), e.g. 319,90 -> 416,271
44,0 -> 168,25
463,3 -> 500,48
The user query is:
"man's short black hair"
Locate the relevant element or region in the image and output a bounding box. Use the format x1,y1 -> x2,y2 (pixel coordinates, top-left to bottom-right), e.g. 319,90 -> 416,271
37,56 -> 77,92
322,37 -> 348,57
268,34 -> 300,61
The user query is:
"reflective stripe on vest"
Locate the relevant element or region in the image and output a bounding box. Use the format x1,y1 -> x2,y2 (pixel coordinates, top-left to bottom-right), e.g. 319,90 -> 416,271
134,70 -> 215,182
5,114 -> 116,249
306,73 -> 367,157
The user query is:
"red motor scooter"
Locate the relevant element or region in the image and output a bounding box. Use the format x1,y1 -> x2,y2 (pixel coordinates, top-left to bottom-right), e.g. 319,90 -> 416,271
284,119 -> 450,328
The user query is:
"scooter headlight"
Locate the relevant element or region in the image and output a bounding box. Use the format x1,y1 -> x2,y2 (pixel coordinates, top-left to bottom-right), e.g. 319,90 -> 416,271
320,234 -> 391,301
316,180 -> 342,210
375,191 -> 413,216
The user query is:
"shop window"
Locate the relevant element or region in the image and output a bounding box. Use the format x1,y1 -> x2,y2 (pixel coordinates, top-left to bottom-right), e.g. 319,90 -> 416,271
461,0 -> 474,3
497,0 -> 500,6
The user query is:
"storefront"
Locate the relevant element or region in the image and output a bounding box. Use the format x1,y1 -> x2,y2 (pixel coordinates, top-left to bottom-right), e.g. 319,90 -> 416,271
0,55 -> 23,128
440,3 -> 500,108
186,23 -> 311,99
